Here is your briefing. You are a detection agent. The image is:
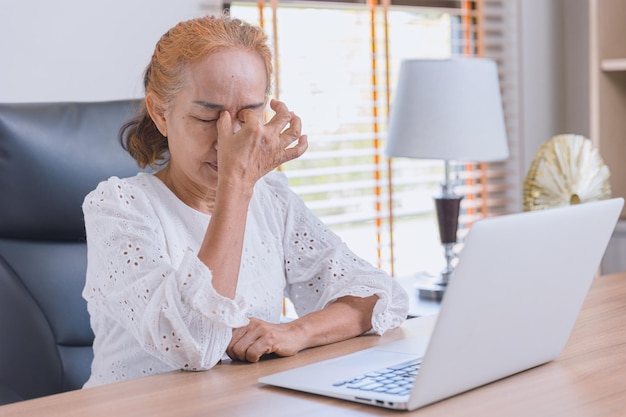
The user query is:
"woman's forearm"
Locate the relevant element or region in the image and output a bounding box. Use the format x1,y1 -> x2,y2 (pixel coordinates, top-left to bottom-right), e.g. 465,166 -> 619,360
197,183 -> 253,299
291,295 -> 378,350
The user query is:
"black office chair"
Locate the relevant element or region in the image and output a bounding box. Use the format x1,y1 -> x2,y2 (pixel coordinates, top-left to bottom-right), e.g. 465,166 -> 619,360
0,100 -> 143,405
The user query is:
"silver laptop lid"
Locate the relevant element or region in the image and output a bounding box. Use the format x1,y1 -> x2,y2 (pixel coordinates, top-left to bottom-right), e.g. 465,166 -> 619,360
409,198 -> 623,409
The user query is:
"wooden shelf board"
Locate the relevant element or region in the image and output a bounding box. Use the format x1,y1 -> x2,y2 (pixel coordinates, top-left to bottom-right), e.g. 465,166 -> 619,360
601,58 -> 626,72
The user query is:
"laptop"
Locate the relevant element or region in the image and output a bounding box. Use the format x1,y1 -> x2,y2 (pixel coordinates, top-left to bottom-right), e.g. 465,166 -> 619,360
259,198 -> 624,410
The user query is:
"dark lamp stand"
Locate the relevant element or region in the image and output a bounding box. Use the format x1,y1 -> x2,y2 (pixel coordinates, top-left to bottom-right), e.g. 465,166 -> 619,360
416,161 -> 463,301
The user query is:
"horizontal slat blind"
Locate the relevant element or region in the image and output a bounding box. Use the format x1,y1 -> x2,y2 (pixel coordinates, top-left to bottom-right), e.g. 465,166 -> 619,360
481,0 -> 520,217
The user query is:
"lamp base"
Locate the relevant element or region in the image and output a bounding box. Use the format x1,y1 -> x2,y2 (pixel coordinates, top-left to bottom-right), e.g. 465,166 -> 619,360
414,273 -> 451,301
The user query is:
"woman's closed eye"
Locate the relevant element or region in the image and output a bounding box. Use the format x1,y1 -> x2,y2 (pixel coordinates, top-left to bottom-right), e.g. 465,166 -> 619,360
193,115 -> 219,124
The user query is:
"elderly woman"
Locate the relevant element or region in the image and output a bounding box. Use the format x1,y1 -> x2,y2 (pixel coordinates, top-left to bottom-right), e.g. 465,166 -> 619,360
82,14 -> 408,387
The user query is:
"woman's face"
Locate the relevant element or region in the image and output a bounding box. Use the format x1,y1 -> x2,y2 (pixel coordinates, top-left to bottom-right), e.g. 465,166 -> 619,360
157,48 -> 268,192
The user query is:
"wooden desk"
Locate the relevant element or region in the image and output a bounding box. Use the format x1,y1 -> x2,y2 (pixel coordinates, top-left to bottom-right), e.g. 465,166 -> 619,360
3,272 -> 626,417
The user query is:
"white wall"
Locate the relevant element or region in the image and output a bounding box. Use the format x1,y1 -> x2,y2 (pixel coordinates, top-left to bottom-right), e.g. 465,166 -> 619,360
562,0 -> 590,139
518,0 -> 565,177
517,0 -> 590,177
0,0 -> 220,103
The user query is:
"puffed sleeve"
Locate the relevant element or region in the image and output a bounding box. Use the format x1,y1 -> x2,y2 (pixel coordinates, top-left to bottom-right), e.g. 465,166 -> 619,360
82,176 -> 249,371
264,173 -> 409,335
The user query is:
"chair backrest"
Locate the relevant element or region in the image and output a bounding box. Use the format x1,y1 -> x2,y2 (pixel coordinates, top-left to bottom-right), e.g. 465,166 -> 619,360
0,100 -> 143,405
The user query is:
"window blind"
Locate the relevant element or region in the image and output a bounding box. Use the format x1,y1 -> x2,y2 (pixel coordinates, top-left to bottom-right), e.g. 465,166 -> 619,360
224,0 -> 519,278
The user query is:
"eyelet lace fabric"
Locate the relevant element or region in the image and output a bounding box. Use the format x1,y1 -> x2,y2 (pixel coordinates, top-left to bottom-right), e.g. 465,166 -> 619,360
82,171 -> 408,387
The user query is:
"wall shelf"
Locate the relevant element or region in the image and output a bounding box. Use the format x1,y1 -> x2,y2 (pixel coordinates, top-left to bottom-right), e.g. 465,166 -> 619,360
591,0 -> 626,274
601,58 -> 626,72
590,0 -> 626,219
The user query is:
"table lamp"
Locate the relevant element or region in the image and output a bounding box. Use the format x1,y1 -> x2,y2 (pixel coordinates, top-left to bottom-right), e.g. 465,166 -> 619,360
386,57 -> 509,300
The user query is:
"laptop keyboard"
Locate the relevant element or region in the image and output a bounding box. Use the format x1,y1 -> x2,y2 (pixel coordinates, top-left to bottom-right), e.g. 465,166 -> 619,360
332,359 -> 421,396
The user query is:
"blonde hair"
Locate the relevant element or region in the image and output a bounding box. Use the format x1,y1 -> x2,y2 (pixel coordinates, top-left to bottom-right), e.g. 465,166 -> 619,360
121,14 -> 272,168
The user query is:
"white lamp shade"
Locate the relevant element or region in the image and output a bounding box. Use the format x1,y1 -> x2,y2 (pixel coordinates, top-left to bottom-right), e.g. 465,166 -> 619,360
386,58 -> 509,162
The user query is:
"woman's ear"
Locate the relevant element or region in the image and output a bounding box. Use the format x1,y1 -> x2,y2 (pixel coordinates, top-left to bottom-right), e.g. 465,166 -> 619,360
145,93 -> 168,137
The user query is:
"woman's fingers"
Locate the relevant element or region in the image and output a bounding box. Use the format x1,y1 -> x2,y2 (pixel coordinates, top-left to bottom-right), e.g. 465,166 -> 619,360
216,109 -> 232,138
266,100 -> 308,159
280,112 -> 302,146
282,134 -> 308,162
228,323 -> 270,362
267,99 -> 294,132
227,319 -> 302,362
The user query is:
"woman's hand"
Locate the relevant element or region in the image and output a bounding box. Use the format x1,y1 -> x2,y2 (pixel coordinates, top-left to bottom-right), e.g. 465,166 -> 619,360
216,99 -> 308,191
227,318 -> 305,362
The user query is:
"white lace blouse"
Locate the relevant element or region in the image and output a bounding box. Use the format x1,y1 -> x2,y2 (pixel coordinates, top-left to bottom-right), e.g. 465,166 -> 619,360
82,171 -> 409,387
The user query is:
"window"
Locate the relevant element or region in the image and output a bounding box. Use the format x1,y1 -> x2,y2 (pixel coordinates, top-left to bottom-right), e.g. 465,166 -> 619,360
226,0 -> 519,278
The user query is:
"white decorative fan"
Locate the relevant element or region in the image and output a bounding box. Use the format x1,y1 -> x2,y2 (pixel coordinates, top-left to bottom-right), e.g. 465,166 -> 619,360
523,134 -> 611,211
